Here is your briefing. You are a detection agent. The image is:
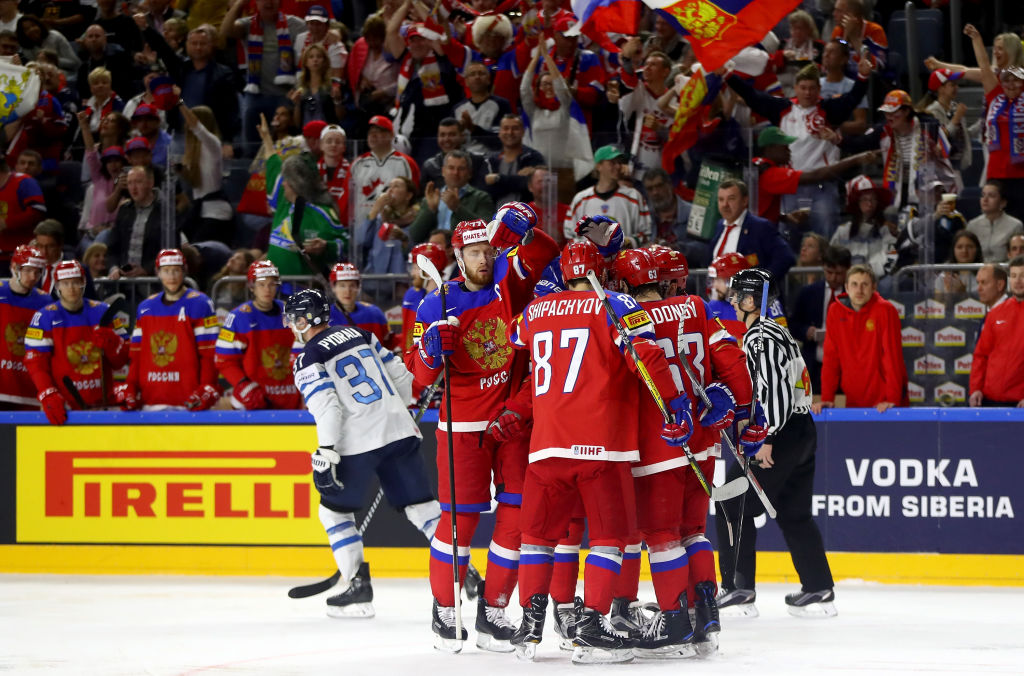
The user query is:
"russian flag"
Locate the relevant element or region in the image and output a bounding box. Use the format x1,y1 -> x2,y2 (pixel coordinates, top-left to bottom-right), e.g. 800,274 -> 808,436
566,0 -> 643,50
643,0 -> 801,72
661,66 -> 723,173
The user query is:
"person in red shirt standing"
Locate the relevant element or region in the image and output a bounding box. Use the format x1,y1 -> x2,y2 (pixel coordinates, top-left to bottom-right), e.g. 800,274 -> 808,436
215,260 -> 301,410
813,264 -> 907,412
0,150 -> 47,266
116,249 -> 221,411
969,256 -> 1024,407
0,245 -> 53,408
24,261 -> 130,423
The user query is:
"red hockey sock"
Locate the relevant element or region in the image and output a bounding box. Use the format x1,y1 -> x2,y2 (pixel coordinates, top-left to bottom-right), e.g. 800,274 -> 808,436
613,541 -> 642,601
649,542 -> 689,611
429,511 -> 480,606
484,503 -> 521,608
684,534 -> 717,606
518,540 -> 555,606
583,546 -> 622,615
550,518 -> 584,603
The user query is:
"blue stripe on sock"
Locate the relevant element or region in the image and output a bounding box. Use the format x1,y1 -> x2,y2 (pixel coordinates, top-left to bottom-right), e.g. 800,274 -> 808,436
585,555 -> 622,574
439,501 -> 491,513
330,534 -> 361,551
487,551 -> 521,570
325,521 -> 355,536
495,492 -> 522,505
650,556 -> 688,573
686,540 -> 713,554
622,551 -> 642,560
429,546 -> 470,566
519,553 -> 554,566
553,552 -> 579,563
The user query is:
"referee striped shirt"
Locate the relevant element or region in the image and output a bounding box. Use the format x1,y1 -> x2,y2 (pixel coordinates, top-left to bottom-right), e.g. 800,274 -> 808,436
743,317 -> 813,440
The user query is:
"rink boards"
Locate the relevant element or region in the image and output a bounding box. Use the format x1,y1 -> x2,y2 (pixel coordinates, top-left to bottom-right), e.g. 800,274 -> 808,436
0,409 -> 1021,585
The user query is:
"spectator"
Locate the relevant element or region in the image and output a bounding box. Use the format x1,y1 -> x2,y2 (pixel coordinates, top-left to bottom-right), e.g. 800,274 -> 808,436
790,244 -> 851,394
179,102 -> 234,245
782,9 -> 824,66
347,15 -> 398,122
258,115 -> 346,276
439,13 -> 517,104
294,6 -> 347,79
301,119 -> 326,159
106,165 -> 179,278
484,114 -> 544,205
76,24 -> 135,101
221,0 -> 305,146
525,166 -> 568,248
4,68 -> 67,175
0,245 -> 52,409
565,145 -> 651,244
925,31 -> 1024,84
289,42 -> 344,127
15,15 -> 79,77
935,230 -> 983,297
209,248 -> 258,311
819,40 -> 867,135
709,179 -> 796,283
613,42 -> 673,179
409,150 -> 495,241
966,180 -> 1024,262
315,124 -> 350,224
14,150 -> 42,179
0,28 -> 19,62
420,117 -> 487,191
80,67 -> 124,135
814,263 -> 908,413
452,62 -> 512,156
131,103 -> 172,169
1010,234 -> 1024,259
830,0 -> 887,71
350,115 -> 420,227
799,233 -> 828,268
0,0 -> 19,34
976,263 -> 1009,311
361,175 -> 417,274
919,69 -> 971,176
969,256 -> 1024,407
642,167 -> 704,261
831,175 -> 898,282
0,148 -> 47,265
542,14 -> 605,121
642,14 -> 687,62
93,0 -> 141,54
141,0 -> 186,34
427,228 -> 458,280
82,242 -> 108,280
33,219 -> 96,298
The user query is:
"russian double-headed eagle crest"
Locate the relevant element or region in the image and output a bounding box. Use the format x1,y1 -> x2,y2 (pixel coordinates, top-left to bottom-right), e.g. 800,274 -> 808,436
150,331 -> 178,367
462,317 -> 512,371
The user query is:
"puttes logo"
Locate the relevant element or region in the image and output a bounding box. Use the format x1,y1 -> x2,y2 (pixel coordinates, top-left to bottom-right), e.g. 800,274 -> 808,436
907,381 -> 925,403
913,354 -> 946,375
914,299 -> 945,320
901,327 -> 925,347
889,299 -> 906,319
954,298 -> 986,319
934,381 -> 966,403
954,354 -> 973,375
934,326 -> 966,347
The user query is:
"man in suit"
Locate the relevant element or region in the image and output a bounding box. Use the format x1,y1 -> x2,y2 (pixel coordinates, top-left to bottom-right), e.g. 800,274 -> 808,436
409,150 -> 495,243
710,179 -> 796,283
789,245 -> 851,393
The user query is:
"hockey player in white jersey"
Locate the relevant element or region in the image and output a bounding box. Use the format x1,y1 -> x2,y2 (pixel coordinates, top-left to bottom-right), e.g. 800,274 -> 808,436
286,288 -> 442,618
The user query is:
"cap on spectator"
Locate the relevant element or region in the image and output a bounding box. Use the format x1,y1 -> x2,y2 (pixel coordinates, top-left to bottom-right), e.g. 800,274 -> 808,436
757,126 -> 797,148
101,145 -> 126,162
594,145 -> 628,163
551,14 -> 576,35
132,103 -> 160,120
846,174 -> 893,214
320,124 -> 346,140
304,5 -> 329,22
877,89 -> 912,113
125,136 -> 151,153
156,248 -> 186,270
928,68 -> 964,92
368,115 -> 394,134
471,14 -> 512,47
302,120 -> 328,139
148,75 -> 178,110
1003,65 -> 1024,81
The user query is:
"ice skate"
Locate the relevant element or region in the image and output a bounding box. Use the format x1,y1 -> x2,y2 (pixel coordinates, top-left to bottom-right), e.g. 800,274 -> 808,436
785,589 -> 837,618
552,596 -> 579,651
692,581 -> 721,657
632,593 -> 696,660
432,599 -> 468,653
464,563 -> 482,602
571,601 -> 634,665
609,596 -> 650,640
325,562 -> 374,619
717,587 -> 759,618
474,596 -> 515,652
511,594 -> 548,661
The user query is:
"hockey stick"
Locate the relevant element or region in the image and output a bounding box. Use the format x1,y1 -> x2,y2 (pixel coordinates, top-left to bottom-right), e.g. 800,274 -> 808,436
418,253 -> 463,640
62,376 -> 87,410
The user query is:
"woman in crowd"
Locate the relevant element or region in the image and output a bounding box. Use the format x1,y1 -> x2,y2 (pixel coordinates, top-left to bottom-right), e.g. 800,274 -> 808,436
77,109 -> 127,246
180,101 -> 234,245
917,69 -> 971,176
359,175 -> 418,275
782,10 -> 824,65
831,175 -> 898,283
290,43 -> 344,128
934,229 -> 983,297
16,15 -> 79,77
926,30 -> 1024,82
210,248 -> 258,313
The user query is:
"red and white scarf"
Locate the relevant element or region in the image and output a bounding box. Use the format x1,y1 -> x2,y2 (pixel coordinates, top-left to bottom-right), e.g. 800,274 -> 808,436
244,13 -> 295,94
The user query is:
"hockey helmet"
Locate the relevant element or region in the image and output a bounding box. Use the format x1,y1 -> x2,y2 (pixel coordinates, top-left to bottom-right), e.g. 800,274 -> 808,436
11,244 -> 46,270
155,248 -> 186,270
284,288 -> 331,329
560,240 -> 604,283
649,245 -> 689,286
329,262 -> 360,284
729,268 -> 778,308
410,242 -> 447,276
610,248 -> 658,290
708,252 -> 749,280
247,260 -> 280,285
54,260 -> 85,282
452,219 -> 490,250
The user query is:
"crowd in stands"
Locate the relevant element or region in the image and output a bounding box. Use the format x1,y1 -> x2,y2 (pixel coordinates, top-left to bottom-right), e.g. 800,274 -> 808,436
1,0 -> 1024,415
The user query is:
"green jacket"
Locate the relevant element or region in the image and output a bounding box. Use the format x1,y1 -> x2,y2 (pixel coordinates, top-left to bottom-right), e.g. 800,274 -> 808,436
265,154 -> 348,276
408,184 -> 495,243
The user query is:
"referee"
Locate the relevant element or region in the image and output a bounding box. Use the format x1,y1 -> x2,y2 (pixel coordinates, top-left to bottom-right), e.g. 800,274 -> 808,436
714,268 -> 836,618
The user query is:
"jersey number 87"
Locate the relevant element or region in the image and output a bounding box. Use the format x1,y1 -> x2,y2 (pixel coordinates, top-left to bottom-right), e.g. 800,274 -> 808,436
533,328 -> 590,396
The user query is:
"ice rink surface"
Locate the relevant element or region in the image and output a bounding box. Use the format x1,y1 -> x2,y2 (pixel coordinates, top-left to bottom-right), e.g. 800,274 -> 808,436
2,575 -> 1022,675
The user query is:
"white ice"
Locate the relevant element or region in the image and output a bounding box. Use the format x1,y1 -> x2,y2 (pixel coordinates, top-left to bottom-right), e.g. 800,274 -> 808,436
2,575 -> 1022,675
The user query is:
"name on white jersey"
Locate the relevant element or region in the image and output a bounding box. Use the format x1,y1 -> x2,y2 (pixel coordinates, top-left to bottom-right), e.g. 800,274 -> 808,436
527,297 -> 602,322
317,327 -> 362,349
647,298 -> 697,325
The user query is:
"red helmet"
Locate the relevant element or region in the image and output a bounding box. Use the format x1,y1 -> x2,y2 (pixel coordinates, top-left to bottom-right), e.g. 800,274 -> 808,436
53,260 -> 85,282
560,240 -> 604,283
11,244 -> 46,270
329,262 -> 360,284
155,248 -> 186,270
411,242 -> 447,275
610,248 -> 658,290
650,246 -> 689,286
451,219 -> 490,250
709,252 -> 749,280
247,260 -> 280,285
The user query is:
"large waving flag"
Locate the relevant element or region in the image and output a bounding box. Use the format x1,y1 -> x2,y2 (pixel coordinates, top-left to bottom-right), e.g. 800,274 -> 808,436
661,66 -> 723,173
644,0 -> 801,72
566,0 -> 643,51
0,60 -> 40,125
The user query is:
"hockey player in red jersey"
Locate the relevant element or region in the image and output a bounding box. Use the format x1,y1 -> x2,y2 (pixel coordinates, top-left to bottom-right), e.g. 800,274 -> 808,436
508,239 -> 692,665
0,245 -> 51,409
328,263 -> 395,349
116,249 -> 220,411
24,260 -> 130,422
610,247 -> 753,658
406,206 -> 559,653
215,260 -> 301,410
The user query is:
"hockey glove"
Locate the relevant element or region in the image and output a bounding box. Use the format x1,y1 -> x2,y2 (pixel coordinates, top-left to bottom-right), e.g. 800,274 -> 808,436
487,399 -> 531,442
661,394 -> 694,446
38,387 -> 68,425
419,317 -> 459,365
696,383 -> 736,432
234,380 -> 267,410
94,326 -> 127,361
114,382 -> 140,411
575,215 -> 624,258
311,446 -> 344,493
739,401 -> 769,456
487,202 -> 537,249
186,384 -> 221,411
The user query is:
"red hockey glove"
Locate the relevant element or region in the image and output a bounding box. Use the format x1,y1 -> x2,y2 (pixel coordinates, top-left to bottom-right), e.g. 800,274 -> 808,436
114,383 -> 140,411
186,384 -> 221,411
38,387 -> 68,425
94,326 -> 126,360
234,380 -> 267,410
488,408 -> 525,442
696,383 -> 736,432
739,402 -> 769,455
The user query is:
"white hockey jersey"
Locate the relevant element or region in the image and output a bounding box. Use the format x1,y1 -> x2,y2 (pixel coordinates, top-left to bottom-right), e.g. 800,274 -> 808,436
294,326 -> 418,456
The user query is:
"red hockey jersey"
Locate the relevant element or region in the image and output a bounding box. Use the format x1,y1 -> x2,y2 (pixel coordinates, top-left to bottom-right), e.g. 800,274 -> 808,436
0,281 -> 52,405
215,299 -> 302,409
128,290 -> 219,408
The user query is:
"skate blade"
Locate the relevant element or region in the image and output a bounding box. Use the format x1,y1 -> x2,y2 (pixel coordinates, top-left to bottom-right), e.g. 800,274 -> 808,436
633,643 -> 698,660
695,634 -> 719,659
557,637 -> 575,652
475,633 -> 514,653
719,603 -> 759,618
326,602 -> 374,619
433,635 -> 465,653
787,601 -> 837,619
571,647 -> 634,664
514,642 -> 539,661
